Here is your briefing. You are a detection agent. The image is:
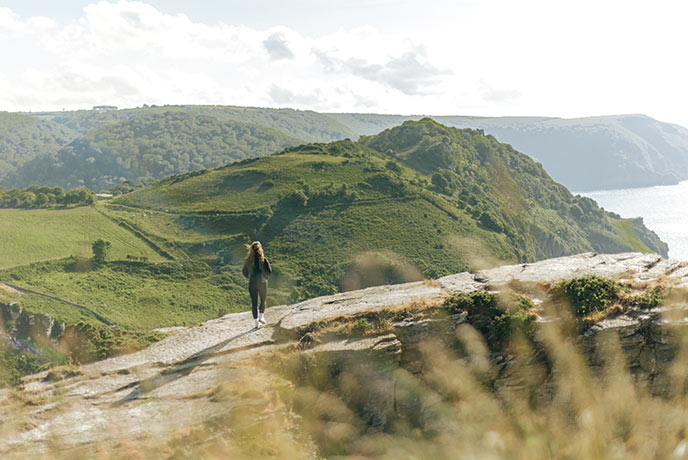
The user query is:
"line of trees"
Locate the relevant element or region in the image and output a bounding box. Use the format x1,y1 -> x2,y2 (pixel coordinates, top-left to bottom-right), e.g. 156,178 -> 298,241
0,185 -> 96,209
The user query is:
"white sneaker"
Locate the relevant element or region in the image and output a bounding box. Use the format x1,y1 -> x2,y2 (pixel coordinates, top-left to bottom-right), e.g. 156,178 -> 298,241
254,319 -> 260,329
259,313 -> 266,325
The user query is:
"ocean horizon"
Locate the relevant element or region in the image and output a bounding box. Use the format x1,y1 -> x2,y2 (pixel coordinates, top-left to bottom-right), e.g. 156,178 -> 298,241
581,180 -> 688,261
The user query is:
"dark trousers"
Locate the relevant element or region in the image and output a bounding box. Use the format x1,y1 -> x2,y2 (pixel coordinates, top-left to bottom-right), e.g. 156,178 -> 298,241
249,280 -> 268,319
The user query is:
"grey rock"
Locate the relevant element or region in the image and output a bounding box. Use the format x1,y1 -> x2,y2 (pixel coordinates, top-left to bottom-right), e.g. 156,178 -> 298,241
436,272 -> 483,293
278,281 -> 443,335
7,251 -> 688,454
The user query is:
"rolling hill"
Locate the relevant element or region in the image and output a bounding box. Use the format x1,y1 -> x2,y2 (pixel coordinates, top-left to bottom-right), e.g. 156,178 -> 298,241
112,118 -> 667,302
0,119 -> 668,385
329,113 -> 688,191
8,107 -> 688,192
7,111 -> 303,191
33,105 -> 356,143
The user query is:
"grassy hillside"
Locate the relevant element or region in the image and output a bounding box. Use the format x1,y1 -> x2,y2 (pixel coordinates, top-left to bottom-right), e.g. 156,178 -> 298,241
329,112 -> 688,191
0,207 -> 165,269
1,259 -> 239,328
114,119 -> 667,301
7,111 -> 302,190
0,112 -> 74,183
18,107 -> 688,193
0,119 -> 669,385
0,120 -> 668,329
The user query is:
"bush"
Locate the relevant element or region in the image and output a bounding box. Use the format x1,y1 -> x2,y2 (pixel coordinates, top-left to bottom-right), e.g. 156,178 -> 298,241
444,291 -> 534,351
478,211 -> 504,233
636,287 -> 664,309
282,190 -> 308,207
431,172 -> 449,189
385,160 -> 402,174
351,318 -> 373,336
550,275 -> 620,317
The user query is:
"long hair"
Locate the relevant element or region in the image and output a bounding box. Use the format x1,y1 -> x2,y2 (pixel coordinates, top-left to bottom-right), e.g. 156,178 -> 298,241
244,241 -> 265,273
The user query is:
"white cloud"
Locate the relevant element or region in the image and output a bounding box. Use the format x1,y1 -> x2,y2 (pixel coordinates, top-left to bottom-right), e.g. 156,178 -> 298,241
0,1 -> 457,113
1,0 -> 687,126
0,7 -> 55,38
315,46 -> 450,96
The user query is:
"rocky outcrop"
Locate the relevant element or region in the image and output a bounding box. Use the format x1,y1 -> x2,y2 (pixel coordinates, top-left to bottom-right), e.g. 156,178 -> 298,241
3,252 -> 688,456
0,299 -> 64,351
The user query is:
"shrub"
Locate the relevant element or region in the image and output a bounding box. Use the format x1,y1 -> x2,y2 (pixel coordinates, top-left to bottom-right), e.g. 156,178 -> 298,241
550,275 -> 620,317
281,190 -> 308,207
444,291 -> 534,351
478,211 -> 504,233
385,160 -> 402,174
431,172 -> 449,189
635,287 -> 664,309
351,318 -> 372,336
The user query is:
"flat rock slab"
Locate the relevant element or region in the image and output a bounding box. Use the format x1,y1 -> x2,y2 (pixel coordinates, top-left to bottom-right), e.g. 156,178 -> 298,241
478,252 -> 663,286
278,281 -> 443,333
306,334 -> 401,355
436,272 -> 483,293
84,306 -> 292,374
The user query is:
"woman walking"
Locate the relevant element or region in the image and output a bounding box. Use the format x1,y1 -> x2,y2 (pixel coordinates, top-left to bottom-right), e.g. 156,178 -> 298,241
242,241 -> 272,328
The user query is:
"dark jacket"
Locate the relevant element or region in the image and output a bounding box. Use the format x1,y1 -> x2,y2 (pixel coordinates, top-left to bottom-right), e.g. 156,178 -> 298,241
242,255 -> 271,284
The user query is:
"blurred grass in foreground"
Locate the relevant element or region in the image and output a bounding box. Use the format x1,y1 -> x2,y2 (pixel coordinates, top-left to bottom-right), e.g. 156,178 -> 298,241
4,278 -> 688,459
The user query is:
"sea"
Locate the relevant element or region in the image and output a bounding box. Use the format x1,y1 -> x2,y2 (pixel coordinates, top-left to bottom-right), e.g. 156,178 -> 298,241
581,180 -> 688,261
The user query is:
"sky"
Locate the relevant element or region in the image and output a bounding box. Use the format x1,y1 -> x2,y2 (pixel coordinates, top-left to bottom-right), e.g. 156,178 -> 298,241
1,0 -> 687,126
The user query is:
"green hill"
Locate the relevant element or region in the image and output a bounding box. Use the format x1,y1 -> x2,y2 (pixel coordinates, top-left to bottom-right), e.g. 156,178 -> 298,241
15,108 -> 688,192
7,111 -> 303,190
35,105 -> 356,143
113,118 -> 667,301
328,113 -> 688,191
0,119 -> 668,384
181,105 -> 356,142
0,112 -> 74,183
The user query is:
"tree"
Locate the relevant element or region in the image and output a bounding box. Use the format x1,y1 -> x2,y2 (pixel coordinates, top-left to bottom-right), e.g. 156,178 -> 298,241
34,193 -> 49,208
92,239 -> 112,265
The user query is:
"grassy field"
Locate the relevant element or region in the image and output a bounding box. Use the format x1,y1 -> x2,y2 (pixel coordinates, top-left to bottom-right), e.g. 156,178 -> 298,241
2,259 -> 248,329
0,206 -> 166,269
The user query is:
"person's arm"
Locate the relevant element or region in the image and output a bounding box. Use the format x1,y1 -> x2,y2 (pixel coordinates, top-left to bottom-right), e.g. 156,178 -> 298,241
242,259 -> 249,278
264,258 -> 272,276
